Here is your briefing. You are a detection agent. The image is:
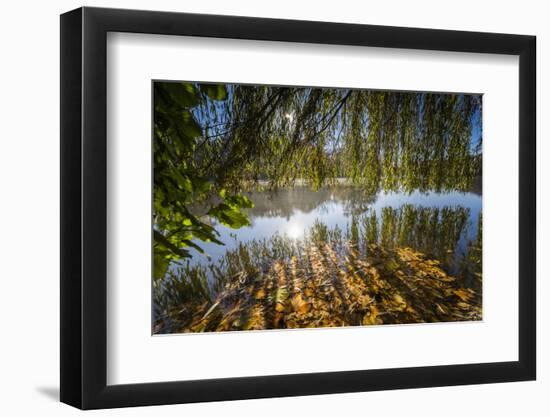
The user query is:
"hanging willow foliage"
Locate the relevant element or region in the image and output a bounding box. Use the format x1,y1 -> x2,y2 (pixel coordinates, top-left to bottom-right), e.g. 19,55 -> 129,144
189,85 -> 481,193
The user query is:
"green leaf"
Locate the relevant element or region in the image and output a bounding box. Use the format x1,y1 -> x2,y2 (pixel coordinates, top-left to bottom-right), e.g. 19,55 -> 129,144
225,194 -> 254,209
192,177 -> 212,194
182,239 -> 205,253
170,111 -> 203,147
153,251 -> 170,281
199,84 -> 228,101
208,203 -> 251,229
219,189 -> 254,209
164,83 -> 201,108
153,230 -> 190,259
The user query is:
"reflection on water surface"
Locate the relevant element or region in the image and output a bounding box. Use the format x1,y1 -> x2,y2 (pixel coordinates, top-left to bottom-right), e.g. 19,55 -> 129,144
185,186 -> 481,281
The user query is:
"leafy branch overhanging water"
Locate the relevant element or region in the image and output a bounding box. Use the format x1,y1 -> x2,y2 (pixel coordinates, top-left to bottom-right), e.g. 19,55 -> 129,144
153,82 -> 482,274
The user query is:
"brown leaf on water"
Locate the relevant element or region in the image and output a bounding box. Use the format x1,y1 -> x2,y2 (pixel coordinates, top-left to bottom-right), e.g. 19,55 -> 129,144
255,288 -> 266,300
291,293 -> 311,314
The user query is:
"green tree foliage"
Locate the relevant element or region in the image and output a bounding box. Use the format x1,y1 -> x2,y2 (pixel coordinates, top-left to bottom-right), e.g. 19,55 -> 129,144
153,82 -> 481,280
153,83 -> 253,280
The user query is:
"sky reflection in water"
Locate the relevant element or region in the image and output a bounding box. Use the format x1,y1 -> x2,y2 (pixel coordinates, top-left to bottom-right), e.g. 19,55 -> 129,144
185,187 -> 481,277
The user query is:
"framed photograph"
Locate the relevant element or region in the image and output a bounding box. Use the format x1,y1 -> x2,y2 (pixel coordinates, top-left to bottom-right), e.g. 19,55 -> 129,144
60,6 -> 536,409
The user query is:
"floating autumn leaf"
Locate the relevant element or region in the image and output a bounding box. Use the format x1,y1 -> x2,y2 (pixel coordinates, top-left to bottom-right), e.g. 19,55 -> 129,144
255,288 -> 266,300
291,293 -> 310,314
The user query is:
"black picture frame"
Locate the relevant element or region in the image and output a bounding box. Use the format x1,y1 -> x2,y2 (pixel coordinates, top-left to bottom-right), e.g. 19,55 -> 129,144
60,6 -> 536,410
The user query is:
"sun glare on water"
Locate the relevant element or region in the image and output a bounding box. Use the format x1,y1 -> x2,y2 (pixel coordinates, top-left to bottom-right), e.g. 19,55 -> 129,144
286,223 -> 303,240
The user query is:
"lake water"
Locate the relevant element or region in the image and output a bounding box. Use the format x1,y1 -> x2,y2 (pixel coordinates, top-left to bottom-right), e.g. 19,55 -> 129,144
184,186 -> 482,278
